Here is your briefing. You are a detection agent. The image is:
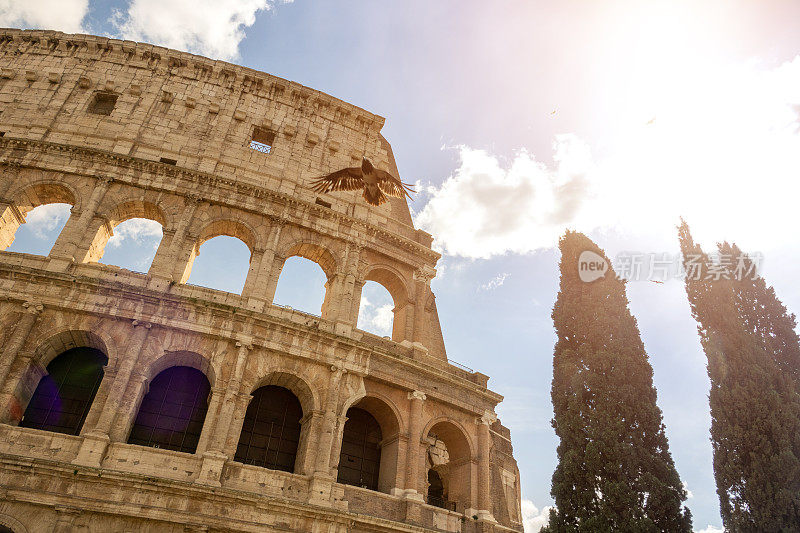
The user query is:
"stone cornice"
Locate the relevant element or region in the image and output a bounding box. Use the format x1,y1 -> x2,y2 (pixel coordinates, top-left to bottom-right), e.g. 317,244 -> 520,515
0,136 -> 441,265
0,29 -> 386,135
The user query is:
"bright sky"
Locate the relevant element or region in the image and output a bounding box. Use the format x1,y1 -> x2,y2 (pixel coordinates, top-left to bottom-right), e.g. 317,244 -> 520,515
5,1 -> 800,531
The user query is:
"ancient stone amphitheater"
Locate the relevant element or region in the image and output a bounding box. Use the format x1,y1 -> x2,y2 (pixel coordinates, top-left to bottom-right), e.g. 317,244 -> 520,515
0,29 -> 522,533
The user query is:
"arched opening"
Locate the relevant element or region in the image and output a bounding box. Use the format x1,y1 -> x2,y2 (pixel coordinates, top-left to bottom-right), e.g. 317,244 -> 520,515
336,394 -> 402,493
19,347 -> 107,435
234,385 -> 302,473
127,366 -> 210,454
425,421 -> 473,513
182,219 -> 255,294
4,203 -> 72,256
272,256 -> 328,315
357,266 -> 409,342
85,201 -> 166,272
1,182 -> 76,254
97,218 -> 163,272
185,236 -> 251,294
338,407 -> 382,491
357,281 -> 395,337
427,469 -> 452,510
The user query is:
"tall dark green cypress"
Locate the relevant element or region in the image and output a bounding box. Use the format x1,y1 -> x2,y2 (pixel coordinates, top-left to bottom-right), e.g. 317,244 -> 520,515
679,221 -> 800,531
543,231 -> 691,533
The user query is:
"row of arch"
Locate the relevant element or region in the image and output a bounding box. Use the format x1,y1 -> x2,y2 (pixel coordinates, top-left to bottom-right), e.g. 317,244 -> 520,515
0,179 -> 425,341
4,330 -> 474,512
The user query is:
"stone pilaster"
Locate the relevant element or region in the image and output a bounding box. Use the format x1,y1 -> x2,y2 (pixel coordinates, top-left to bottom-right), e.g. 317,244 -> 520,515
0,301 -> 42,423
74,319 -> 151,467
475,410 -> 498,523
0,199 -> 26,250
198,341 -> 251,486
149,194 -> 199,281
404,390 -> 426,500
195,386 -> 225,455
47,177 -> 111,271
0,301 -> 42,391
411,266 -> 436,346
314,365 -> 346,475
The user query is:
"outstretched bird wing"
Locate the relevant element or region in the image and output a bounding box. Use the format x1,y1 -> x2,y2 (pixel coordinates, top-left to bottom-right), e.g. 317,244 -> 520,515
373,169 -> 415,200
309,167 -> 364,194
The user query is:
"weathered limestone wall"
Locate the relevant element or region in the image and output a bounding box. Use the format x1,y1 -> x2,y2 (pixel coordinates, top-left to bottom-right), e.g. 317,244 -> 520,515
0,29 -> 524,533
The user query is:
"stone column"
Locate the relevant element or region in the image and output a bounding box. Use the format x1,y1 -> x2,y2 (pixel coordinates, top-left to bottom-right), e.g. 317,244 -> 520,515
411,266 -> 436,346
307,366 -> 346,507
0,301 -> 42,394
247,216 -> 285,303
0,199 -> 26,250
149,195 -> 199,281
404,390 -> 426,500
296,409 -> 324,475
47,177 -> 112,271
324,243 -> 362,328
314,366 -> 346,475
195,386 -> 225,455
74,320 -> 151,467
108,371 -> 148,442
475,411 -> 497,522
197,341 -> 251,486
241,248 -> 267,299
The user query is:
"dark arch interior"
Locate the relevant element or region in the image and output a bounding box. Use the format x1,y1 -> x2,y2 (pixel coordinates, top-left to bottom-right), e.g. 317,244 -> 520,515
127,366 -> 210,454
235,385 -> 303,472
20,347 -> 107,435
338,407 -> 382,491
427,469 -> 453,510
0,525 -> 14,533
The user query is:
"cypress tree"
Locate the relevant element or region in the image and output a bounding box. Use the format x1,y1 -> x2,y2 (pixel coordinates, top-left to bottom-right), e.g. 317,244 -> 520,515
543,231 -> 691,533
678,221 -> 800,531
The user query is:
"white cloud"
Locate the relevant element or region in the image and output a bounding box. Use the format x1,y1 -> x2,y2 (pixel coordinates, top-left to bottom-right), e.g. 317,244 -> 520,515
521,499 -> 552,533
357,294 -> 394,337
416,55 -> 800,258
112,0 -> 292,61
107,218 -> 163,248
415,137 -> 591,259
23,203 -> 71,239
695,526 -> 723,533
479,272 -> 509,291
683,481 -> 694,499
0,0 -> 88,33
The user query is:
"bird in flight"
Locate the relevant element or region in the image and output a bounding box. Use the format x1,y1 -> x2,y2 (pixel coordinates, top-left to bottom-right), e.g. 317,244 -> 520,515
309,157 -> 415,206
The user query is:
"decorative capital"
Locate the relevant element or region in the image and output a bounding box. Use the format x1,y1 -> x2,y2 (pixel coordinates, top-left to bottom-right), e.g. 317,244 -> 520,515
408,390 -> 427,402
235,341 -> 253,351
185,192 -> 202,205
131,319 -> 151,329
478,410 -> 498,426
266,213 -> 287,227
22,301 -> 43,315
413,266 -> 436,285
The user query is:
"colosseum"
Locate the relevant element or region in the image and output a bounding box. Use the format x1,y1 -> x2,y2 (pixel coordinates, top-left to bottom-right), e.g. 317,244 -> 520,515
0,29 -> 523,533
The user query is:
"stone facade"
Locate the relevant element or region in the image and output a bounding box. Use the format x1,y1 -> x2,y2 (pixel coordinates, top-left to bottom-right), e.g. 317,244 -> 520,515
0,29 -> 523,533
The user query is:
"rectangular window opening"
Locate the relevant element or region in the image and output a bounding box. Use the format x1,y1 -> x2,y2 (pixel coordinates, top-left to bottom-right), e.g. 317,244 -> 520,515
315,198 -> 332,209
87,92 -> 118,116
159,157 -> 177,165
250,127 -> 275,154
